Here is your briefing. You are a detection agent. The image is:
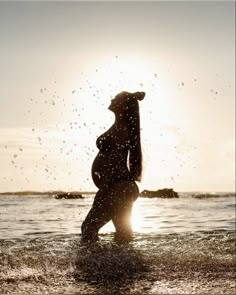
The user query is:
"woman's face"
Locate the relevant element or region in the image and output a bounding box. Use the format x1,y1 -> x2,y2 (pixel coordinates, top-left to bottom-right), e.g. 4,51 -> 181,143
108,93 -> 127,114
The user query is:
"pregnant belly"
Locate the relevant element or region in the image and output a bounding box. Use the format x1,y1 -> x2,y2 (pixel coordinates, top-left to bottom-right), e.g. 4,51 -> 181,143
91,152 -> 130,188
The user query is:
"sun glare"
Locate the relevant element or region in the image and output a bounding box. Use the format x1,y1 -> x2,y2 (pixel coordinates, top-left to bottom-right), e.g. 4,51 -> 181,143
67,55 -> 185,192
131,200 -> 145,232
86,55 -> 156,97
100,199 -> 145,234
70,54 -> 162,143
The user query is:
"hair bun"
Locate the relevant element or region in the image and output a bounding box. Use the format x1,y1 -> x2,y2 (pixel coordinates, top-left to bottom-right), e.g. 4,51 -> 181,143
135,92 -> 145,101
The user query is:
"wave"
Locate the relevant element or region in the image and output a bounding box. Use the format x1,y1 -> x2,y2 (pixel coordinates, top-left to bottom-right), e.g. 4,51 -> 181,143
192,192 -> 236,199
0,231 -> 235,294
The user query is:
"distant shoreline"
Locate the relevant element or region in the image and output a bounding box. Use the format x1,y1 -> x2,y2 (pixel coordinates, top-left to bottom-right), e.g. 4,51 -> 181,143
0,190 -> 234,196
0,191 -> 96,196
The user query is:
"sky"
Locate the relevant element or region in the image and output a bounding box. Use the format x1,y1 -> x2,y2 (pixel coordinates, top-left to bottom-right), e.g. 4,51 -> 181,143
0,1 -> 235,193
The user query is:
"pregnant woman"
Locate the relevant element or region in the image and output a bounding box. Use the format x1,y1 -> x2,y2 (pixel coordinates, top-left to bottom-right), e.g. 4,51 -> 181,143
81,91 -> 145,242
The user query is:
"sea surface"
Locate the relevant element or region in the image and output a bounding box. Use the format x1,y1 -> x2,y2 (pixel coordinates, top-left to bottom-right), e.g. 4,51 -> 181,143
0,192 -> 235,294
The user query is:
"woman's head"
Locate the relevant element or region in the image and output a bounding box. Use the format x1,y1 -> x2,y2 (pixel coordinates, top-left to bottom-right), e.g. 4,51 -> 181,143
108,91 -> 145,116
109,91 -> 145,182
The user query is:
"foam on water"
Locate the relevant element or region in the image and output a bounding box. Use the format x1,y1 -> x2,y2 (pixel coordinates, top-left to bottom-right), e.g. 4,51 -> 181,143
0,193 -> 235,293
0,231 -> 235,294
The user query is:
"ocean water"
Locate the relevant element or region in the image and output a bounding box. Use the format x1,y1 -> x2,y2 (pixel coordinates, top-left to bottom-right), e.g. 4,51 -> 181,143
0,192 -> 235,294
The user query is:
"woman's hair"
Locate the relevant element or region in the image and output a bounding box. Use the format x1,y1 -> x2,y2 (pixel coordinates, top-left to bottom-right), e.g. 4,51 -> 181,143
122,91 -> 145,182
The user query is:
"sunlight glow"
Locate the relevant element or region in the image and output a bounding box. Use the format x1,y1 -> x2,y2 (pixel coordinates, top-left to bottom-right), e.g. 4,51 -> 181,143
70,55 -> 187,191
131,200 -> 145,232
99,199 -> 150,234
86,55 -> 156,97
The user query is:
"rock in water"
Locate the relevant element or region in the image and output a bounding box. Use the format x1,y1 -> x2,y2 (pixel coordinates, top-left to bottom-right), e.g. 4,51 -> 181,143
54,193 -> 83,199
140,188 -> 179,198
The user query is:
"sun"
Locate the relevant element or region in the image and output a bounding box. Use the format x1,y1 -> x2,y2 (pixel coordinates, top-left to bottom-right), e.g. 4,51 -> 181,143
70,54 -> 160,142
85,55 -> 156,98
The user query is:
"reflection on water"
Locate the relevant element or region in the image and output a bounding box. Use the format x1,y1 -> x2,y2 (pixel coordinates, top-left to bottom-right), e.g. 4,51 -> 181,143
74,241 -> 150,294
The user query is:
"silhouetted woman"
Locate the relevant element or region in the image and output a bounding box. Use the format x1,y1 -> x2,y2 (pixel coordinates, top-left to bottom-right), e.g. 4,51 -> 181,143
81,91 -> 145,242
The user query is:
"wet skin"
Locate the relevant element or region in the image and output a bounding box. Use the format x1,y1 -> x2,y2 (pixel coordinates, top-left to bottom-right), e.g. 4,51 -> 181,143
81,94 -> 139,242
92,123 -> 131,188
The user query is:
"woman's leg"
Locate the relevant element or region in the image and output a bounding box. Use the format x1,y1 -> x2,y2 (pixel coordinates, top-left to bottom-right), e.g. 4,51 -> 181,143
112,202 -> 133,242
110,181 -> 139,242
81,186 -> 112,241
81,181 -> 139,242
